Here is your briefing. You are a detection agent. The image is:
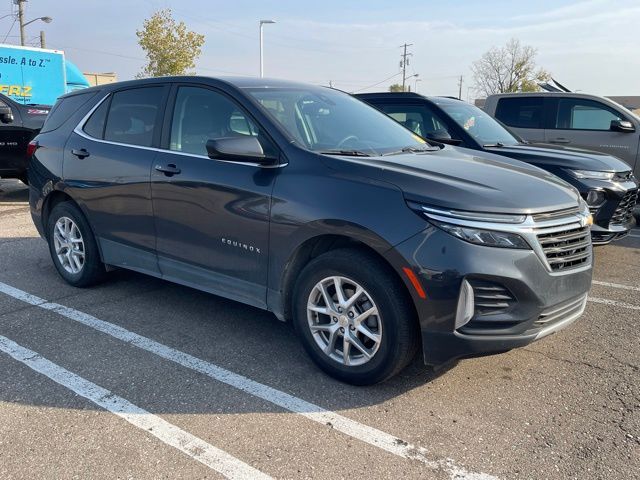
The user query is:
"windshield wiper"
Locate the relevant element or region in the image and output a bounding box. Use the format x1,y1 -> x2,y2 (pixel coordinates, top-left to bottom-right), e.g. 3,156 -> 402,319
382,145 -> 439,156
483,142 -> 505,148
319,149 -> 372,157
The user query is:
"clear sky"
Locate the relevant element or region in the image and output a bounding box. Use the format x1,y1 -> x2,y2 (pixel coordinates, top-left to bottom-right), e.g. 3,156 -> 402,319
3,0 -> 638,98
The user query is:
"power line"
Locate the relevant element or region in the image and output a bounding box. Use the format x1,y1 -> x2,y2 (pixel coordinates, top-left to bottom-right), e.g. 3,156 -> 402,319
353,72 -> 403,93
2,16 -> 16,43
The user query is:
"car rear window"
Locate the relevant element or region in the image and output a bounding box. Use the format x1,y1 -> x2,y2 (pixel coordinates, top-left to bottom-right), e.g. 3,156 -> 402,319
495,97 -> 543,129
40,91 -> 97,133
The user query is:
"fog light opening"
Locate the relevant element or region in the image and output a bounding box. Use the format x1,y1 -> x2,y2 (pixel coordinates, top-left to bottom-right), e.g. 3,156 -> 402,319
585,190 -> 605,208
455,279 -> 474,330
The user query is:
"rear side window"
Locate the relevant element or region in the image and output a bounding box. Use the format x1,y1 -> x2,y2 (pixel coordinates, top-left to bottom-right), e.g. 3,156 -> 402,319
83,98 -> 109,139
40,92 -> 96,133
495,97 -> 543,129
555,98 -> 623,130
103,87 -> 164,147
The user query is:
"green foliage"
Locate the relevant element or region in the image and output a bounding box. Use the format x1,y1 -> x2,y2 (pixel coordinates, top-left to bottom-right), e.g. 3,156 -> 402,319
472,39 -> 551,97
388,83 -> 405,92
136,9 -> 205,78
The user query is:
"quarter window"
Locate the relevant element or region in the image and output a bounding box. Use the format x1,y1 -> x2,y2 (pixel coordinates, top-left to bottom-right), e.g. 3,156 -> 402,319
494,97 -> 543,129
169,86 -> 259,156
103,87 -> 164,147
555,98 -> 622,130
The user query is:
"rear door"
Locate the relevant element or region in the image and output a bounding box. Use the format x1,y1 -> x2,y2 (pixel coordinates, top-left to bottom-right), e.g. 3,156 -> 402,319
493,96 -> 546,143
545,97 -> 639,170
64,85 -> 169,275
150,84 -> 279,308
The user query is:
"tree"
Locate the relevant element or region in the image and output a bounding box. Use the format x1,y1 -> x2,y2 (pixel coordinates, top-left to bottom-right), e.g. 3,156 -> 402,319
471,39 -> 550,97
136,9 -> 205,78
388,83 -> 405,92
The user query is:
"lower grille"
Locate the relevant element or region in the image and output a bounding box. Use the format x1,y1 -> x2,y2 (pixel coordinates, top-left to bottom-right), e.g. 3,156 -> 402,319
610,189 -> 638,226
469,279 -> 515,316
536,225 -> 591,272
534,295 -> 587,328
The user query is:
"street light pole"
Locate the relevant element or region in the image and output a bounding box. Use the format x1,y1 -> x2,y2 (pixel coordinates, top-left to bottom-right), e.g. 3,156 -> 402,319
259,19 -> 276,78
17,0 -> 25,46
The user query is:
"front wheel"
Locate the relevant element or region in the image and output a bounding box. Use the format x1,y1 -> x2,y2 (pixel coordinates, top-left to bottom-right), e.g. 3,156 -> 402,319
293,249 -> 419,385
47,202 -> 106,287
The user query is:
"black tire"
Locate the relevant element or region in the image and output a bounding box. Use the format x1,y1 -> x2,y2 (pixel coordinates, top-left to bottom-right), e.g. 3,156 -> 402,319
292,248 -> 419,385
47,201 -> 106,287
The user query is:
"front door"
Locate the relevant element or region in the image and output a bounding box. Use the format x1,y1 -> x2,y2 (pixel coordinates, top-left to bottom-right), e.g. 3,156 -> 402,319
151,85 -> 279,308
545,97 -> 639,172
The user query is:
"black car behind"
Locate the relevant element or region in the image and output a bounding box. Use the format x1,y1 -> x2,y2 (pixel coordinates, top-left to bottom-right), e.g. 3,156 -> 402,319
0,93 -> 49,184
357,92 -> 638,244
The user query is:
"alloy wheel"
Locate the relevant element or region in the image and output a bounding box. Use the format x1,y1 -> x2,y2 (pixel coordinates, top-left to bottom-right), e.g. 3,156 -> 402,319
53,216 -> 85,274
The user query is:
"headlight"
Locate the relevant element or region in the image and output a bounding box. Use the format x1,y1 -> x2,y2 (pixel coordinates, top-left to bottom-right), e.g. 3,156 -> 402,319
567,169 -> 615,181
430,219 -> 531,249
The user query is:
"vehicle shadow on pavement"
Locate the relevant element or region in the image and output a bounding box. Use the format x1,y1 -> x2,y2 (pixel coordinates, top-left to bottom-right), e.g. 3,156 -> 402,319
0,240 -> 457,416
0,180 -> 29,203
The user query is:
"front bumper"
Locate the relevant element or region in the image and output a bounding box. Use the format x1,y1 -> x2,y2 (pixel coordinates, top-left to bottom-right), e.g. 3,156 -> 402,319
581,180 -> 638,244
388,225 -> 593,366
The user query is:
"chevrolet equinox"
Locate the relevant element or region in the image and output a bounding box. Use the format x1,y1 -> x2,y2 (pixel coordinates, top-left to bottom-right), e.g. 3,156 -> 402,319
28,77 -> 593,384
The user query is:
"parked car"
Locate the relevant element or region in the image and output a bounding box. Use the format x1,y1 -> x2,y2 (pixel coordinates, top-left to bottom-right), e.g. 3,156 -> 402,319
357,92 -> 638,244
29,77 -> 593,384
0,93 -> 49,184
484,92 -> 640,192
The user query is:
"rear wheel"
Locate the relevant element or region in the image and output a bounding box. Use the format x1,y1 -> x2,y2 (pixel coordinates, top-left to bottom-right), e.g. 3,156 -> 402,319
293,249 -> 419,385
47,202 -> 106,287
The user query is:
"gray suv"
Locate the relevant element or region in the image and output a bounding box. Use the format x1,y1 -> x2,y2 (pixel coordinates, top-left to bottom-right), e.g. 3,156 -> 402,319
484,92 -> 640,182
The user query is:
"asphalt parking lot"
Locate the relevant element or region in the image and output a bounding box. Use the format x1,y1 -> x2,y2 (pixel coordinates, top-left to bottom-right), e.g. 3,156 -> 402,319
0,178 -> 638,480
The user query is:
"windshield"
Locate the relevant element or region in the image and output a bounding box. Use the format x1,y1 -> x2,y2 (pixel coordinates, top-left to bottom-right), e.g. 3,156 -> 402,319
437,101 -> 519,146
246,87 -> 428,156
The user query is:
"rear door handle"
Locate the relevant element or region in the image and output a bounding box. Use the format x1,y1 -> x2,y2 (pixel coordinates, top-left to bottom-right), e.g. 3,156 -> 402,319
155,163 -> 181,176
549,138 -> 571,144
71,148 -> 90,159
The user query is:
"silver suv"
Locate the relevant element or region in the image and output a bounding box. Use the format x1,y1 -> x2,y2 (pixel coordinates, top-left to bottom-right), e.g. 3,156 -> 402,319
484,92 -> 640,182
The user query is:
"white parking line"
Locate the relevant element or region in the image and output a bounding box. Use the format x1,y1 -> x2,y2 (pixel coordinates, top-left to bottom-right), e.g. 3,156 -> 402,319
592,280 -> 640,292
587,297 -> 640,311
0,335 -> 272,480
0,281 -> 496,480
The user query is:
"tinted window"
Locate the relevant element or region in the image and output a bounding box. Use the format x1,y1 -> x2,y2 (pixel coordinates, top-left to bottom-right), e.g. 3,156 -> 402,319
379,104 -> 449,139
83,97 -> 109,139
494,97 -> 543,129
555,98 -> 622,130
40,91 -> 96,133
104,87 -> 163,147
169,86 -> 259,156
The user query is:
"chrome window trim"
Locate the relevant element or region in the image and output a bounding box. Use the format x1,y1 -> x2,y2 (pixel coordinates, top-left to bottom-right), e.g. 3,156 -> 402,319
73,92 -> 287,169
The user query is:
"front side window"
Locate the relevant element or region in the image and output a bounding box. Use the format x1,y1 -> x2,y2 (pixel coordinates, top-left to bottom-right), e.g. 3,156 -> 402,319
436,100 -> 519,146
246,87 -> 427,156
103,87 -> 163,147
555,98 -> 622,130
494,97 -> 543,129
379,104 -> 449,139
170,86 -> 259,156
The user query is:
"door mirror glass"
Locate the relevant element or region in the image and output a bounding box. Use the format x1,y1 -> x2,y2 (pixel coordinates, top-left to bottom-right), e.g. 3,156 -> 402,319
206,136 -> 276,165
0,103 -> 14,124
610,119 -> 635,133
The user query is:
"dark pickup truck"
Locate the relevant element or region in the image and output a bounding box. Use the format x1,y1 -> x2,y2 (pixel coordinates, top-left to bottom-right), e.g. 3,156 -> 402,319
0,93 -> 49,183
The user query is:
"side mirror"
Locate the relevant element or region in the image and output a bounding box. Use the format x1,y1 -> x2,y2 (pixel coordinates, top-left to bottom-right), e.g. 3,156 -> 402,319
0,104 -> 14,124
426,130 -> 463,146
206,136 -> 277,165
610,119 -> 635,133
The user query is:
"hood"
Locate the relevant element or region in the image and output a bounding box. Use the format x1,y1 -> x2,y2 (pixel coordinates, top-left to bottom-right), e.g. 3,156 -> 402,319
325,146 -> 580,215
485,143 -> 632,173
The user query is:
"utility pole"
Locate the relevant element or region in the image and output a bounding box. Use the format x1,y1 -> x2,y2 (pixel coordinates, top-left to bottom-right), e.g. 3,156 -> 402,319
16,0 -> 26,46
458,75 -> 463,100
399,43 -> 413,92
39,29 -> 45,48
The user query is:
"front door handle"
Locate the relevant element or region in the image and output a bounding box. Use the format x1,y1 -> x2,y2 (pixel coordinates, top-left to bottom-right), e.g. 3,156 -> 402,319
549,138 -> 571,144
155,163 -> 181,176
71,148 -> 90,159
